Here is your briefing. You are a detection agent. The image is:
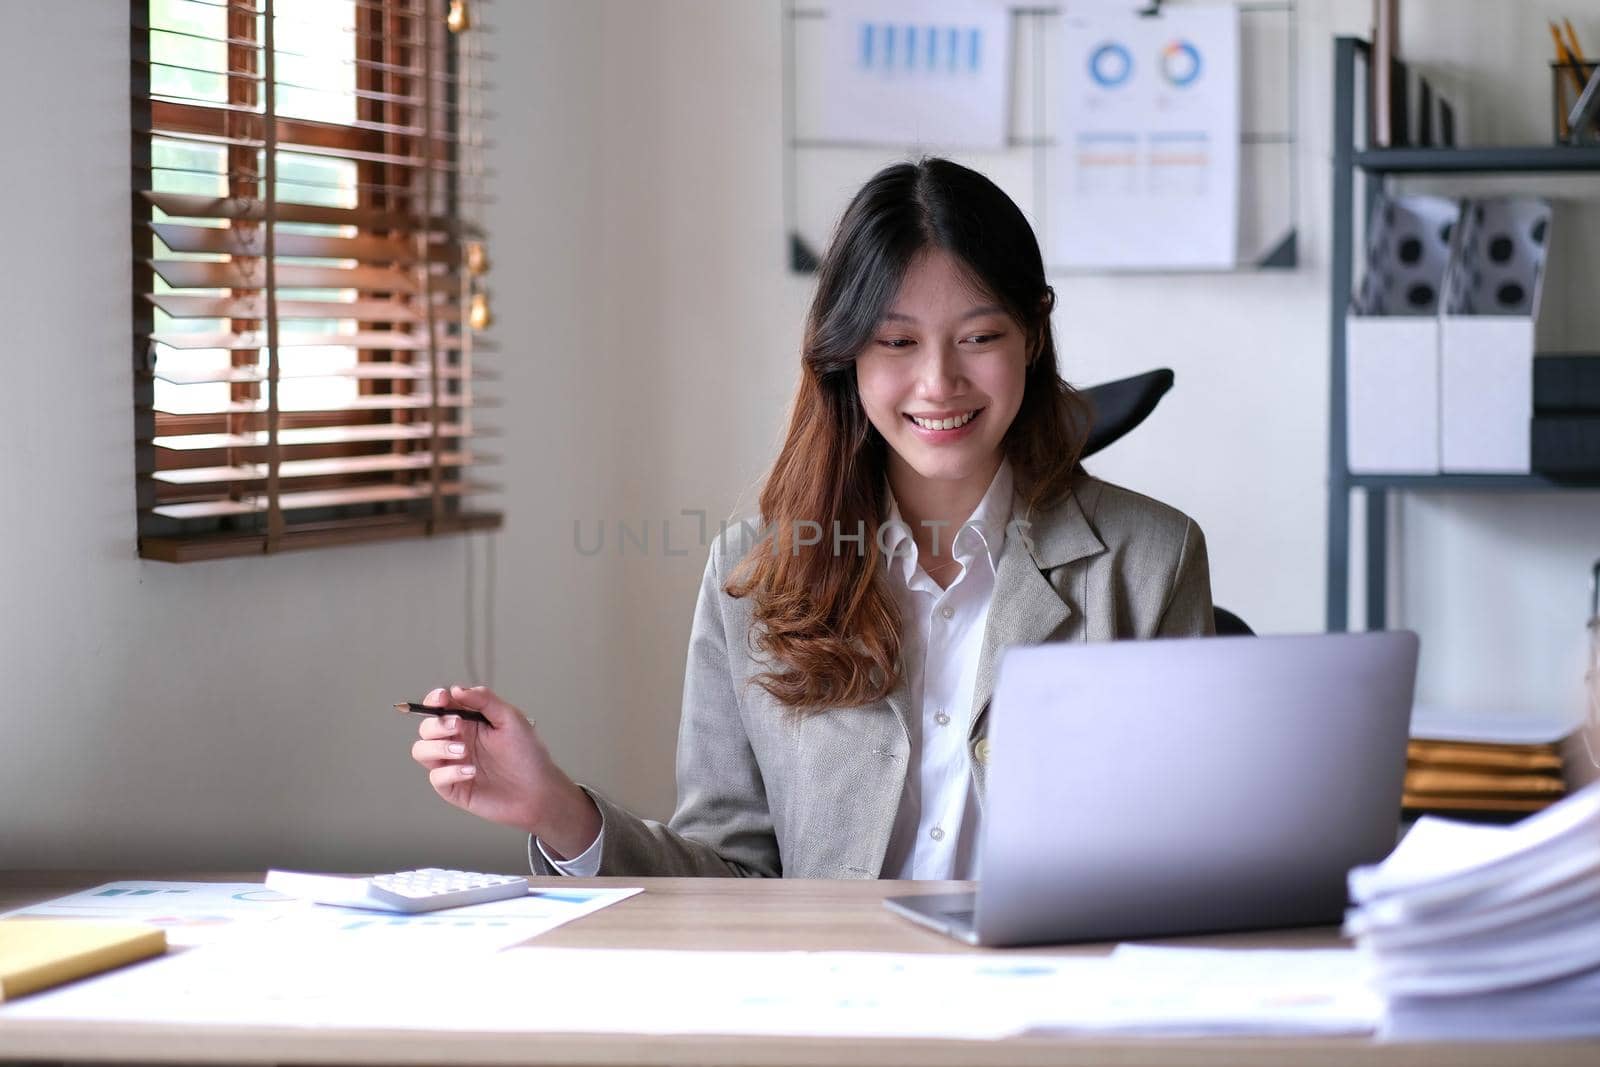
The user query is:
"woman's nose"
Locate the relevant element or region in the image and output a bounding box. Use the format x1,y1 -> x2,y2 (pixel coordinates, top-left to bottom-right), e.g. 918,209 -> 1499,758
915,342 -> 964,395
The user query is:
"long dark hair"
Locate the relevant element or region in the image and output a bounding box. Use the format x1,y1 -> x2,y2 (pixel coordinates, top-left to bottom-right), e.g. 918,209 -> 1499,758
727,158 -> 1090,712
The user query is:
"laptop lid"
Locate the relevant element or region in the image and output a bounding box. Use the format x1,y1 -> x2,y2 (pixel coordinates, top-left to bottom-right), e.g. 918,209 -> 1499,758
973,631 -> 1418,947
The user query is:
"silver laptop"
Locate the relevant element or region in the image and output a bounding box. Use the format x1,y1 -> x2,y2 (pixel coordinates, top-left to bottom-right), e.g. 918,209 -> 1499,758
885,631 -> 1419,946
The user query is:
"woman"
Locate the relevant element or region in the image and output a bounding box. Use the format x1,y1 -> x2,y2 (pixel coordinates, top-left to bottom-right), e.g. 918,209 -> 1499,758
411,158 -> 1214,879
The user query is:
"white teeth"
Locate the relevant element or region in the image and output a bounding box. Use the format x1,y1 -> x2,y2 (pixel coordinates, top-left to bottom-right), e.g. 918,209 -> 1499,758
911,410 -> 977,431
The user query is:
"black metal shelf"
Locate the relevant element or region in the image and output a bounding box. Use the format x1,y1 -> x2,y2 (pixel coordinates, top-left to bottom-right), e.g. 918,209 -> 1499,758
1354,145 -> 1600,174
1325,37 -> 1600,633
1348,474 -> 1600,491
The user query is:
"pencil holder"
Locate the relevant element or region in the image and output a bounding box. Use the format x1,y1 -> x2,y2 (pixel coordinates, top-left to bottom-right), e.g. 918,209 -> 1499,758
1551,60 -> 1598,143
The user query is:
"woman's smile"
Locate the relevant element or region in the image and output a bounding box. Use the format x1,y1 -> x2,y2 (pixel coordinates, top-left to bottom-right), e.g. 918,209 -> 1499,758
904,406 -> 985,438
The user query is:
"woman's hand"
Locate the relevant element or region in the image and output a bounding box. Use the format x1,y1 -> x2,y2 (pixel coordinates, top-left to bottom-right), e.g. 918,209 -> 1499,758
410,684 -> 601,859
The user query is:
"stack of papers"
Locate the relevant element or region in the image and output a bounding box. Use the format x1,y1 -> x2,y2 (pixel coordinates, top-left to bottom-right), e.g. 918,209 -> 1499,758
1404,704 -> 1577,816
1345,780 -> 1600,1040
1405,738 -> 1568,815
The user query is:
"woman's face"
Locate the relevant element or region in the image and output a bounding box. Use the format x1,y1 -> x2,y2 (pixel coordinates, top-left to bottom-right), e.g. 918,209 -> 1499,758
855,247 -> 1029,491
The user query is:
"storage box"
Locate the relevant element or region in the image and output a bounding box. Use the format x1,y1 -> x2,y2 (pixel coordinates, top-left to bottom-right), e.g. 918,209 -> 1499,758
1439,197 -> 1553,473
1534,352 -> 1600,413
1532,415 -> 1600,478
1346,194 -> 1459,474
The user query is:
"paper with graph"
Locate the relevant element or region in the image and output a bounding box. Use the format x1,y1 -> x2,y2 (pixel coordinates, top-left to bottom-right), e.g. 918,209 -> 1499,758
1,880 -> 638,949
0,881 -> 303,947
2,942 -> 1377,1037
1050,6 -> 1240,269
816,0 -> 1013,149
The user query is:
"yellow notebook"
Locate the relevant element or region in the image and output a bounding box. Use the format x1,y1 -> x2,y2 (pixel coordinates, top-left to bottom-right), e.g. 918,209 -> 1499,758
0,920 -> 167,1001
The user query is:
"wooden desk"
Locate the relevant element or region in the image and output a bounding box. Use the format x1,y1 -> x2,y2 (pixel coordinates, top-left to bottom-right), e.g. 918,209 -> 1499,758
0,872 -> 1594,1066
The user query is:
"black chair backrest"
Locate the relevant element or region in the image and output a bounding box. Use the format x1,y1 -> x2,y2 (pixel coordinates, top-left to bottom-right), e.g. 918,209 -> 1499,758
1214,607 -> 1254,636
1080,368 -> 1175,458
1078,368 -> 1248,638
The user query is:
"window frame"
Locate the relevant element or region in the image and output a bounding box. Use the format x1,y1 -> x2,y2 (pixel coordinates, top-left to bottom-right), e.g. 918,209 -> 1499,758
131,0 -> 500,563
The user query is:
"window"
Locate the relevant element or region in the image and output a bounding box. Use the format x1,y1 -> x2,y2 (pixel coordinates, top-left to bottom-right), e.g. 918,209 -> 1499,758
133,0 -> 498,561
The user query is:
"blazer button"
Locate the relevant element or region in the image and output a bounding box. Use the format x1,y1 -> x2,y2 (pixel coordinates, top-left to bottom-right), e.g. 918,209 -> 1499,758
974,738 -> 990,765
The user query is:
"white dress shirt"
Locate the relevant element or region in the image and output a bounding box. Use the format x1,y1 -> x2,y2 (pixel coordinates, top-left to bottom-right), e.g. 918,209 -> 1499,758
538,460 -> 1012,879
876,458 -> 1009,880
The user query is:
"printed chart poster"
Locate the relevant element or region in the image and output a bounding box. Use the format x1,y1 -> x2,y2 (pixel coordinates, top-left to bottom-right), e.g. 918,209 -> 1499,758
817,0 -> 1013,149
1050,7 -> 1240,269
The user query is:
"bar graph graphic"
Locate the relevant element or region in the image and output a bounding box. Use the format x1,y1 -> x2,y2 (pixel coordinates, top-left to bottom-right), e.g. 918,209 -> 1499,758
859,24 -> 984,74
338,917 -> 514,931
818,0 -> 1012,149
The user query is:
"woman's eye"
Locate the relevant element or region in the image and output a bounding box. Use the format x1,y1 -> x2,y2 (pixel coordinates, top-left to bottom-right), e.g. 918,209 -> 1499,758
965,333 -> 1001,345
877,338 -> 914,349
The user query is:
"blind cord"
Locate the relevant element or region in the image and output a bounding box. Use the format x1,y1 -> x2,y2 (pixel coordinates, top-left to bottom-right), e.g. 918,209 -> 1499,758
486,532 -> 497,686
465,533 -> 481,684
464,531 -> 497,686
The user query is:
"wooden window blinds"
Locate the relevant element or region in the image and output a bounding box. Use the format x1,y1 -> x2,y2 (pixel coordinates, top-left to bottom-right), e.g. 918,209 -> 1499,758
132,0 -> 500,562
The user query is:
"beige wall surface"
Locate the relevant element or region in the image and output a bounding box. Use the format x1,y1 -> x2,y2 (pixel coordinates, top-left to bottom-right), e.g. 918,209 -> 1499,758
2,0 -> 1597,871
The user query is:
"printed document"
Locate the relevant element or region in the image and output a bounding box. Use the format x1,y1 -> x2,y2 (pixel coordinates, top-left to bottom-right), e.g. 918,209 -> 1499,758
816,0 -> 1013,149
1049,6 -> 1240,268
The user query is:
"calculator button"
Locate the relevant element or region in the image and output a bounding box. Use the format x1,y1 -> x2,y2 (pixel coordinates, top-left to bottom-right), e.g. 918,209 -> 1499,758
366,869 -> 529,912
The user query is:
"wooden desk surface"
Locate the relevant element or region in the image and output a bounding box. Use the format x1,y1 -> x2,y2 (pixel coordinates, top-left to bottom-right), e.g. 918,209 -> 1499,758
1,872 -> 1595,1067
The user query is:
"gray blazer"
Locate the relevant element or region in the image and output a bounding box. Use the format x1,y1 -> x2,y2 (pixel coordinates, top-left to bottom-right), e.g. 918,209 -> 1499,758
528,475 -> 1215,879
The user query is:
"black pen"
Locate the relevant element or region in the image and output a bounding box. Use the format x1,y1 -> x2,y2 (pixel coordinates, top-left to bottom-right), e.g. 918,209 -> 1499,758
393,702 -> 491,725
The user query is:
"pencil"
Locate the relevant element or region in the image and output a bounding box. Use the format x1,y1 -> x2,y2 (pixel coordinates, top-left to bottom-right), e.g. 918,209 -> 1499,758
393,702 -> 491,725
1553,21 -> 1588,98
1552,21 -> 1586,133
1552,20 -> 1574,66
1563,18 -> 1586,64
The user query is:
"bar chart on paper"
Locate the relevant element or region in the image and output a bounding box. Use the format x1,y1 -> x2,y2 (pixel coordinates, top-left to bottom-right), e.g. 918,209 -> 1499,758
336,917 -> 513,931
817,0 -> 1013,149
0,886 -> 643,1031
1,882 -> 300,946
858,23 -> 983,74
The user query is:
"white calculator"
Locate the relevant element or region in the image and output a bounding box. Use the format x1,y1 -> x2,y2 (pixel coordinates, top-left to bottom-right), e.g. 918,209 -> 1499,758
265,868 -> 530,914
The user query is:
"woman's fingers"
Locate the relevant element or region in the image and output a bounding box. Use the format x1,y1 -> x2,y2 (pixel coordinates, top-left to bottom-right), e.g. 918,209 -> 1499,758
417,713 -> 460,740
412,738 -> 469,765
428,764 -> 477,792
444,684 -> 527,730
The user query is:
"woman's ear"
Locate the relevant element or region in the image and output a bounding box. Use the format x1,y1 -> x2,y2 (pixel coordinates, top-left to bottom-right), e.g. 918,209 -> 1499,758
1040,286 -> 1056,314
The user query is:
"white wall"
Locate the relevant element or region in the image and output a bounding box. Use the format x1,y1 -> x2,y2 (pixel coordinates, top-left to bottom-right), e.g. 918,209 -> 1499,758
3,0 -> 1597,871
0,1 -> 616,871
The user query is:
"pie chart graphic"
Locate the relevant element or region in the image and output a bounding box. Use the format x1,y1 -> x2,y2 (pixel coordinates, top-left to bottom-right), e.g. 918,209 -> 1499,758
1161,39 -> 1202,87
1089,42 -> 1133,88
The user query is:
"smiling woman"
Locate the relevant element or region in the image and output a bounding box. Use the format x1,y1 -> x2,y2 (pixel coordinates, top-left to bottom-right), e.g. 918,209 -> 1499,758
725,159 -> 1094,715
408,157 -> 1216,882
858,257 -> 1026,522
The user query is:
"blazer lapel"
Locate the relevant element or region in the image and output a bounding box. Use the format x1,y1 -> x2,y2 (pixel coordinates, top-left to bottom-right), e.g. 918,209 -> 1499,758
967,484 -> 1106,777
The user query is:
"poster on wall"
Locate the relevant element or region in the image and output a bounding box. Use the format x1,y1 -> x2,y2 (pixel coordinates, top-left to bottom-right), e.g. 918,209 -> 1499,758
816,0 -> 1014,150
1048,6 -> 1240,269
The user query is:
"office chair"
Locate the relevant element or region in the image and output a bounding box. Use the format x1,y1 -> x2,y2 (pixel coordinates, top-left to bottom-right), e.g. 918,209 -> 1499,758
1213,608 -> 1255,637
1079,368 -> 1174,460
1077,368 -> 1252,637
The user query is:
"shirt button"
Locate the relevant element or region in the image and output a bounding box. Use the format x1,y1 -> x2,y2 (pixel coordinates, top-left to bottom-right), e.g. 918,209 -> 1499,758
935,711 -> 951,726
929,827 -> 945,842
940,605 -> 954,620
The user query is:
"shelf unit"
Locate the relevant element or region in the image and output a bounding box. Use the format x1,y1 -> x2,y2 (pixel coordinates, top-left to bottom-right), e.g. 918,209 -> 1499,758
1327,36 -> 1600,632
